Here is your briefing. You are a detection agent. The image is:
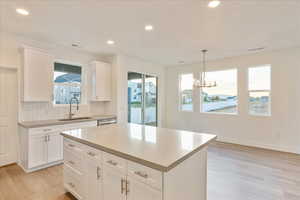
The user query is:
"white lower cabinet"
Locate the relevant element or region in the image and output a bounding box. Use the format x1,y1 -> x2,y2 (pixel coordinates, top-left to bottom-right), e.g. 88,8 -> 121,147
126,177 -> 162,200
28,131 -> 63,169
46,132 -> 63,163
63,138 -> 163,200
85,157 -> 102,200
19,120 -> 97,172
102,165 -> 126,200
28,133 -> 48,168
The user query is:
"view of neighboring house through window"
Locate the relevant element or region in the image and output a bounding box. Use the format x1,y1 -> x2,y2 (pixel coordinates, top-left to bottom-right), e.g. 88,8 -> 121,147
179,73 -> 193,111
248,65 -> 271,116
53,62 -> 82,104
201,69 -> 238,114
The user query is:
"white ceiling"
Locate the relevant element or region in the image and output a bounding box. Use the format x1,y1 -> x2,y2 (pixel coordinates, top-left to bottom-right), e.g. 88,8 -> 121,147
1,0 -> 300,65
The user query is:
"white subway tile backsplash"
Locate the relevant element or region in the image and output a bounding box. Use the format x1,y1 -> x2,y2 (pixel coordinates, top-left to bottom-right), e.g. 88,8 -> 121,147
19,102 -> 103,122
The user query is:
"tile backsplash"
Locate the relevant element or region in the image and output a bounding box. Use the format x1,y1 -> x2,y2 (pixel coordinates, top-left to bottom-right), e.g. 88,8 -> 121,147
19,102 -> 104,121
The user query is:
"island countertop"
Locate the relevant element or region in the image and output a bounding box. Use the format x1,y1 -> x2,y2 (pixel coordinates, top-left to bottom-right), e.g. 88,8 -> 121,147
61,123 -> 216,172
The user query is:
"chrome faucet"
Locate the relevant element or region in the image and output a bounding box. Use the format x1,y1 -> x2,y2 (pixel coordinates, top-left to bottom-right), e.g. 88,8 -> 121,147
69,96 -> 79,119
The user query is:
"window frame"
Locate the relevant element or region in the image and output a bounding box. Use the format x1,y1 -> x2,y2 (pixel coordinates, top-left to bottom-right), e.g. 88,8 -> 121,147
199,68 -> 238,115
53,60 -> 84,106
178,73 -> 194,112
247,65 -> 271,116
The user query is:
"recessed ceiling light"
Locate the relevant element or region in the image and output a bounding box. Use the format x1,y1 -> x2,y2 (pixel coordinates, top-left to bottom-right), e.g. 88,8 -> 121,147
16,8 -> 29,15
208,0 -> 221,8
145,25 -> 154,31
107,40 -> 115,45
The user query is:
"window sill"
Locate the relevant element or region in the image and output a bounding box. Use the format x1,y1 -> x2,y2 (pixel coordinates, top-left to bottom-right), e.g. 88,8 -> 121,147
200,111 -> 238,116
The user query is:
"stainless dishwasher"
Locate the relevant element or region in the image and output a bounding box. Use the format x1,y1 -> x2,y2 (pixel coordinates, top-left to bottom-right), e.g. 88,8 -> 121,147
97,117 -> 117,126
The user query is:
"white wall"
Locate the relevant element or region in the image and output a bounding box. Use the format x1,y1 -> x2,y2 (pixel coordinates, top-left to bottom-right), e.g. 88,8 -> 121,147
165,47 -> 300,154
107,55 -> 165,126
0,32 -> 112,121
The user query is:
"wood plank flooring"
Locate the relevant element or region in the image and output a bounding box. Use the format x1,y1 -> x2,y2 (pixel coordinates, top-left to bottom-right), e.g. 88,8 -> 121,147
0,142 -> 300,200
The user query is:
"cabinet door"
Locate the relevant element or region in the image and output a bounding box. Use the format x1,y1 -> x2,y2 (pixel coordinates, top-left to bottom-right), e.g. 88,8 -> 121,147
85,159 -> 102,200
23,48 -> 53,102
103,165 -> 126,200
47,132 -> 63,163
28,134 -> 47,168
126,177 -> 162,200
91,61 -> 112,101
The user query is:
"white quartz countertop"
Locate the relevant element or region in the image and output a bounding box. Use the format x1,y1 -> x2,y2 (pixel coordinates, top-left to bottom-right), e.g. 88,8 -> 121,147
18,115 -> 116,128
61,123 -> 216,172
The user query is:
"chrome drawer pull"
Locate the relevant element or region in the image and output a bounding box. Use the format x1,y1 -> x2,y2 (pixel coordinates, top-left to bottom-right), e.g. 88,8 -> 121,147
126,180 -> 130,195
107,160 -> 118,166
87,152 -> 96,157
43,128 -> 52,132
68,182 -> 75,188
68,160 -> 75,165
97,166 -> 101,180
121,178 -> 125,194
134,171 -> 148,179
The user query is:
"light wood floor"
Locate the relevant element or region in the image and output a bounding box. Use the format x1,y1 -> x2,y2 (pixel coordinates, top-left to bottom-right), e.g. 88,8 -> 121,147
1,142 -> 300,200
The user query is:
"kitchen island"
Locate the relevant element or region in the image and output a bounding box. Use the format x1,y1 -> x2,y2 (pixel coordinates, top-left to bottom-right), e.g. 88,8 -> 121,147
61,123 -> 216,200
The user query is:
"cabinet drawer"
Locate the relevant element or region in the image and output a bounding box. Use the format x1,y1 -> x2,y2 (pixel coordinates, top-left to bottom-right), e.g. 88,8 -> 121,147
64,148 -> 84,175
127,161 -> 163,190
64,165 -> 84,200
84,145 -> 102,162
29,126 -> 62,135
103,152 -> 127,173
64,138 -> 84,154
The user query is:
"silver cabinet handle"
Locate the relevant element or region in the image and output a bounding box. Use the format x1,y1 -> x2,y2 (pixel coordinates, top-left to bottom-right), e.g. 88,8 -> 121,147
134,171 -> 148,179
121,178 -> 125,194
97,166 -> 101,180
125,180 -> 130,195
107,160 -> 118,166
43,128 -> 52,132
47,135 -> 50,141
68,182 -> 75,188
44,135 -> 47,142
87,152 -> 96,157
68,160 -> 75,165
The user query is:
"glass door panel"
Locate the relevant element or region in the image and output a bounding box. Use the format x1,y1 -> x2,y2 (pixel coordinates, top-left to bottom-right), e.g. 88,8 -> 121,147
144,75 -> 157,126
128,72 -> 158,126
128,72 -> 143,124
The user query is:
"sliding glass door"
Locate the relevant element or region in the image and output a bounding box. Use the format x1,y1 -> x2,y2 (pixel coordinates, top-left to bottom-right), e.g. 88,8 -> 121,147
128,72 -> 158,126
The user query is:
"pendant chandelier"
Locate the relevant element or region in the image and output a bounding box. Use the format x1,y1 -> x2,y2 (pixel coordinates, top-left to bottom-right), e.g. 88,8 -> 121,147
193,49 -> 217,88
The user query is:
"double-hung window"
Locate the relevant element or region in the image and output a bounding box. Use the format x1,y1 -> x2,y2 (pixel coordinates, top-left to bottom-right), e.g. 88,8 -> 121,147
179,73 -> 193,111
201,69 -> 238,114
53,62 -> 82,105
248,65 -> 271,116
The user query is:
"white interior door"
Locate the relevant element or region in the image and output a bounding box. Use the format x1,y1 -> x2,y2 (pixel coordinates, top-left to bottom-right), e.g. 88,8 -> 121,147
0,68 -> 18,166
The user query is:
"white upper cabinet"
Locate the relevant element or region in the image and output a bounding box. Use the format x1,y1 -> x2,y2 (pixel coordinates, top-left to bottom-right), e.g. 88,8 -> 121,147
21,47 -> 54,102
90,61 -> 112,101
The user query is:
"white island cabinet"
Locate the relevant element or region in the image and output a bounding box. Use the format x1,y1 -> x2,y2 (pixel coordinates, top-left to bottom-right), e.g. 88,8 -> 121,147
61,123 -> 216,200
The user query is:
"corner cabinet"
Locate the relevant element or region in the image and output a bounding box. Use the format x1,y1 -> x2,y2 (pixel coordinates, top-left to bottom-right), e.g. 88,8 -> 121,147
21,47 -> 54,102
90,61 -> 112,101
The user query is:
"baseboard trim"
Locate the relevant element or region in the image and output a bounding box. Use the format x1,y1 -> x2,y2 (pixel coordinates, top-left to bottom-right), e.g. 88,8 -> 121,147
18,160 -> 63,173
216,137 -> 300,155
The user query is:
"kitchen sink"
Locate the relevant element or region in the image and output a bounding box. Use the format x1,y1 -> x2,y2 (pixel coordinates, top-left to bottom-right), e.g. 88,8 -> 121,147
58,117 -> 92,121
